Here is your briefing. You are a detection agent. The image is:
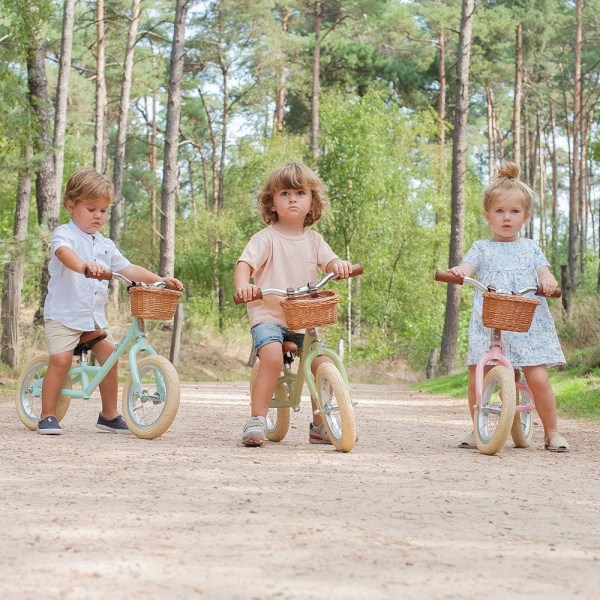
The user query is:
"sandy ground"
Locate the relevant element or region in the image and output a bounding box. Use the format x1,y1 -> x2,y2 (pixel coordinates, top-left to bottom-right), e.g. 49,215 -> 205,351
1,381 -> 600,600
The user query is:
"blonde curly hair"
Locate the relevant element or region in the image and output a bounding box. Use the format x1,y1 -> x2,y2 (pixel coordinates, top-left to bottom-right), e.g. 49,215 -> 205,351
258,162 -> 327,226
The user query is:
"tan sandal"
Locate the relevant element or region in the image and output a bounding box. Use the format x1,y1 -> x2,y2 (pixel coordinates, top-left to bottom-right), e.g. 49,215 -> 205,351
545,435 -> 571,453
458,432 -> 476,449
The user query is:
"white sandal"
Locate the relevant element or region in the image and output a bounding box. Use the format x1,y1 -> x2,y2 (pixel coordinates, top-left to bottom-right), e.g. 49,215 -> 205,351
545,435 -> 571,453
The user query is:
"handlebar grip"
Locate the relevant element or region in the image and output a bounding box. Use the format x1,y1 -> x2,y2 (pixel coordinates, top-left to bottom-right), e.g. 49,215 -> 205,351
233,289 -> 264,305
83,266 -> 113,281
434,270 -> 464,285
536,286 -> 562,298
349,263 -> 363,277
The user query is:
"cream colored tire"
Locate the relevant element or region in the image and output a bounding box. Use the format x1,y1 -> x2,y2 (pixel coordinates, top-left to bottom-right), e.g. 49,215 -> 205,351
122,355 -> 180,439
315,363 -> 356,453
250,361 -> 290,442
15,355 -> 71,430
474,366 -> 516,455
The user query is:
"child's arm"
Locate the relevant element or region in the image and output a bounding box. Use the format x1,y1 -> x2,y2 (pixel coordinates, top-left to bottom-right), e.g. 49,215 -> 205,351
536,266 -> 558,295
448,262 -> 475,279
325,259 -> 353,279
118,264 -> 183,291
55,246 -> 110,278
234,261 -> 260,302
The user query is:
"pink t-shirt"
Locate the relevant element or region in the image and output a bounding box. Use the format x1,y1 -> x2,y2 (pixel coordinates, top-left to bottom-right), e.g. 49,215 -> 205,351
237,225 -> 338,328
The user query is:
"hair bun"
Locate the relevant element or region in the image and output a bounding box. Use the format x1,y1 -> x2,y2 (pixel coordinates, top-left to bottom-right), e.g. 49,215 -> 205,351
498,162 -> 520,180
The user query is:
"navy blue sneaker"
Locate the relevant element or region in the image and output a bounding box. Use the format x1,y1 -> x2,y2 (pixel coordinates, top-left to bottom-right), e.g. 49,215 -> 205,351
37,416 -> 63,435
96,413 -> 130,434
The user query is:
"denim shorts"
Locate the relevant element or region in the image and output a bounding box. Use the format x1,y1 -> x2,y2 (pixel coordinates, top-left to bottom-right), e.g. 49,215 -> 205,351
251,322 -> 305,354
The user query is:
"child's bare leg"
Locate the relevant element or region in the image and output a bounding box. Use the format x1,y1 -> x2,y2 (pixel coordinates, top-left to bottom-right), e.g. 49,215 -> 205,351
251,342 -> 283,417
467,365 -> 477,421
310,355 -> 333,426
41,351 -> 73,419
91,339 -> 119,420
522,365 -> 559,441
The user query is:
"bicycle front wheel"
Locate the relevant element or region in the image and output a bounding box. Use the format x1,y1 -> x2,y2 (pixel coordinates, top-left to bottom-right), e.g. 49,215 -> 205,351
122,355 -> 180,439
315,363 -> 356,453
249,361 -> 290,442
15,355 -> 71,431
511,388 -> 534,448
474,365 -> 516,455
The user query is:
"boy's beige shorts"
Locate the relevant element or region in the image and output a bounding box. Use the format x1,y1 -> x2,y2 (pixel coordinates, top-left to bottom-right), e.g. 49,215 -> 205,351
44,320 -> 115,356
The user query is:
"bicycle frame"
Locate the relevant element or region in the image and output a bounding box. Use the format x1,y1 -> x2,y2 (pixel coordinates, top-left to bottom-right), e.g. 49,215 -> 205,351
62,317 -> 158,400
268,327 -> 349,410
475,328 -> 534,415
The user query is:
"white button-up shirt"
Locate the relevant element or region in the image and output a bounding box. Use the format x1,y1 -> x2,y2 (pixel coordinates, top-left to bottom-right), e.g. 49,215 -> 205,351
44,220 -> 130,330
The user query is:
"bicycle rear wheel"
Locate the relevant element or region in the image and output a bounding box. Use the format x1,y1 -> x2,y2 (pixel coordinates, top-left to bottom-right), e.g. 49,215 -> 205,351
249,361 -> 290,442
315,363 -> 356,452
511,388 -> 534,448
122,355 -> 180,439
15,355 -> 71,431
474,365 -> 516,455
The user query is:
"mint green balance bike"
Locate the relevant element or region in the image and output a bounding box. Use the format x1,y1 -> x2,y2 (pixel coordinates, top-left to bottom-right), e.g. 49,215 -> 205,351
16,272 -> 182,439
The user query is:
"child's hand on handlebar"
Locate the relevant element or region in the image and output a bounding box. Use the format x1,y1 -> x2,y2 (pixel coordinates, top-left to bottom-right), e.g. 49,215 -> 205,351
448,266 -> 468,278
82,260 -> 110,278
331,260 -> 353,279
236,284 -> 261,303
537,274 -> 558,296
162,277 -> 184,292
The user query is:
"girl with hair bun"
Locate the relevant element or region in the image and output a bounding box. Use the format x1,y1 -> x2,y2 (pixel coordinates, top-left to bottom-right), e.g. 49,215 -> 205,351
448,162 -> 570,452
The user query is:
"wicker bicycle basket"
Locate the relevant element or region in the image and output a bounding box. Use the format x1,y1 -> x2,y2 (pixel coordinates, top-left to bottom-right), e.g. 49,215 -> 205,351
129,286 -> 182,320
482,292 -> 540,333
281,290 -> 339,330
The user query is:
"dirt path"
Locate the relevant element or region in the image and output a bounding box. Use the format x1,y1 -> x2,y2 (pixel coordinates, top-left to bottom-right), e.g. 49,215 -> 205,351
1,382 -> 599,600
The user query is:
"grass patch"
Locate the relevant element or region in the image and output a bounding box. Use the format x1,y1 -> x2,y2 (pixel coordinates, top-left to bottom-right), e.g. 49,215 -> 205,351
414,367 -> 600,420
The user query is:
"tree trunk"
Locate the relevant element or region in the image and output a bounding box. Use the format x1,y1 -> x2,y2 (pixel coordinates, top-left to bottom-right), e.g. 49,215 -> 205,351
569,0 -> 583,291
1,145 -> 32,367
310,1 -> 322,160
273,8 -> 289,135
110,0 -> 142,245
159,0 -> 189,278
439,0 -> 475,375
537,113 -> 546,251
512,23 -> 523,169
485,84 -> 495,176
147,91 -> 159,251
438,27 -> 446,151
199,89 -> 219,212
93,0 -> 108,173
217,50 -> 228,210
53,0 -> 75,203
579,110 -> 591,277
548,99 -> 559,268
28,20 -> 58,324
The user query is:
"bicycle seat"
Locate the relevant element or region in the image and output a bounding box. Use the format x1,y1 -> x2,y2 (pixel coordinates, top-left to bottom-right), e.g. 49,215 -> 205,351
282,340 -> 298,354
73,329 -> 107,357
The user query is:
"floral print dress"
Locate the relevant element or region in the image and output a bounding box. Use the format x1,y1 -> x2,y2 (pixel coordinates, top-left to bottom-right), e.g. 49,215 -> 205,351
463,238 -> 565,367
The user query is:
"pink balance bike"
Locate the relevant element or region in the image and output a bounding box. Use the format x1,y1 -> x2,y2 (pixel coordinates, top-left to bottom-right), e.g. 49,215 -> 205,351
435,271 -> 561,455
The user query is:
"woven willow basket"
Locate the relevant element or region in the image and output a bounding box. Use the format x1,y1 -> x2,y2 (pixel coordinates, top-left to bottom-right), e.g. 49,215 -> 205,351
129,286 -> 182,320
482,292 -> 540,332
281,290 -> 339,330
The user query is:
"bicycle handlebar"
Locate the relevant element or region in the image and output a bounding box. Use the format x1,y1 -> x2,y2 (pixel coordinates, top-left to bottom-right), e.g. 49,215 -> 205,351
233,263 -> 364,305
434,270 -> 562,298
83,267 -> 168,289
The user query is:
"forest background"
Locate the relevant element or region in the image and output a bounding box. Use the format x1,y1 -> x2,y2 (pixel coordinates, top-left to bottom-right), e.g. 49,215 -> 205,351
0,0 -> 598,410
